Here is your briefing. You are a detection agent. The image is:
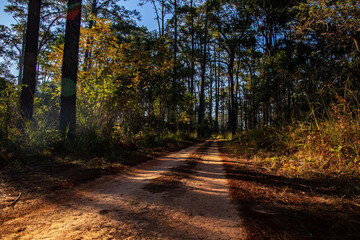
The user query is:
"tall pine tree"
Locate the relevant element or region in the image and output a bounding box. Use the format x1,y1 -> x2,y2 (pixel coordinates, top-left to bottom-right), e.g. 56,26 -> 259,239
19,0 -> 41,120
60,0 -> 82,137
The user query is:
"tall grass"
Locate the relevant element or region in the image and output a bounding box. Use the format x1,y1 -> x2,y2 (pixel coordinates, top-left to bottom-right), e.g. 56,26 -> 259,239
227,99 -> 360,179
1,115 -> 197,167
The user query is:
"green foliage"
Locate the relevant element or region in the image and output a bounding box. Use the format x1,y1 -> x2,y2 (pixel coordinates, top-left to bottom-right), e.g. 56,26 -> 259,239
0,78 -> 20,147
134,131 -> 197,148
233,126 -> 289,151
55,127 -> 117,157
17,120 -> 60,156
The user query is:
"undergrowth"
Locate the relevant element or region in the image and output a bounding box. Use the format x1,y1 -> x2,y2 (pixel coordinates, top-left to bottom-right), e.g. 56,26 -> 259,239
226,100 -> 360,180
1,120 -> 198,170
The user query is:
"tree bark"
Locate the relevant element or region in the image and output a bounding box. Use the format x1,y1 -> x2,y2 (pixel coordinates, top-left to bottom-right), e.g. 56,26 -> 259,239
190,0 -> 195,95
214,49 -> 219,136
18,31 -> 26,85
60,0 -> 82,138
20,0 -> 41,121
169,0 -> 178,133
209,53 -> 213,134
227,50 -> 236,135
197,1 -> 209,138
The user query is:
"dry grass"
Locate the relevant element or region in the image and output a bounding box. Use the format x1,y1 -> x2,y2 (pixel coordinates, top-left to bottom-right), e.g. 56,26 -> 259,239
228,100 -> 360,180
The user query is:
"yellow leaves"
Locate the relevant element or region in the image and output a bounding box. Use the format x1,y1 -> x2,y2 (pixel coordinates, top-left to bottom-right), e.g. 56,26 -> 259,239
44,14 -> 178,121
179,113 -> 191,124
44,43 -> 64,101
80,17 -> 120,70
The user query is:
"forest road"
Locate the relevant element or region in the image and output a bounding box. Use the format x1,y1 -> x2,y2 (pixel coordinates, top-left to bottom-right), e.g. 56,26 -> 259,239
1,140 -> 245,240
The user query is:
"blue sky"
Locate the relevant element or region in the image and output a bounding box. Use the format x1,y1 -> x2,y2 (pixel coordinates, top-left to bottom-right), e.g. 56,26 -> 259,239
121,0 -> 157,30
0,1 -> 15,26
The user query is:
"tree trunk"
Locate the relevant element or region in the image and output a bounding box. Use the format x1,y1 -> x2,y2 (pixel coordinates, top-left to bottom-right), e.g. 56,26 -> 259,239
19,0 -> 41,121
60,0 -> 82,138
215,50 -> 219,136
190,0 -> 194,95
169,0 -> 178,133
18,31 -> 26,85
190,2 -> 195,133
209,56 -> 213,135
221,85 -> 225,133
235,58 -> 241,131
161,0 -> 165,36
197,2 -> 209,138
227,50 -> 236,135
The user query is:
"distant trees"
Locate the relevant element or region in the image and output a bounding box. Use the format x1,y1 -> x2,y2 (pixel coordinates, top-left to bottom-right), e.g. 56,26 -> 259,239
211,0 -> 253,135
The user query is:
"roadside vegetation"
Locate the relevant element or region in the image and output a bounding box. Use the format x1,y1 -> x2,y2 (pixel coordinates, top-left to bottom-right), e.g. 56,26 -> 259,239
220,96 -> 360,239
224,95 -> 360,180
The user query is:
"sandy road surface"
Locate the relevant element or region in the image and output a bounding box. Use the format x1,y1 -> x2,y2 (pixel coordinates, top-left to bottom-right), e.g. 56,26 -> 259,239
0,141 -> 245,239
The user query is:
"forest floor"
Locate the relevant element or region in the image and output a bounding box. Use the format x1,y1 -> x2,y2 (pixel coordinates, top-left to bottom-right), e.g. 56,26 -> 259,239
0,141 -> 245,239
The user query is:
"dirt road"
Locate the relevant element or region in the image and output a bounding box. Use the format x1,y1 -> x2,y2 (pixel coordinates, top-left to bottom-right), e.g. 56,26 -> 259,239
0,141 -> 245,239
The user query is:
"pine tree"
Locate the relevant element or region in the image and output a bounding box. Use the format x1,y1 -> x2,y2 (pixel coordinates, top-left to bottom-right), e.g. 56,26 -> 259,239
59,0 -> 82,137
19,0 -> 41,120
